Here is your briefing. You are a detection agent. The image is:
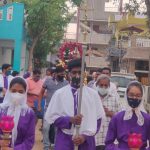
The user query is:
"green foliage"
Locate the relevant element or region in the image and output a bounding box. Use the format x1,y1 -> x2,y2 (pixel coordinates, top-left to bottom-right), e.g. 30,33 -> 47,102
15,0 -> 73,68
125,0 -> 140,15
124,0 -> 150,29
71,0 -> 82,6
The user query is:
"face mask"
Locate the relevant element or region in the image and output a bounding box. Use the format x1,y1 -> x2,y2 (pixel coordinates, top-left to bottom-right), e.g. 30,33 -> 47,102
71,77 -> 80,88
33,77 -> 40,82
10,92 -> 25,106
127,97 -> 141,108
57,75 -> 64,82
6,70 -> 12,76
97,87 -> 109,96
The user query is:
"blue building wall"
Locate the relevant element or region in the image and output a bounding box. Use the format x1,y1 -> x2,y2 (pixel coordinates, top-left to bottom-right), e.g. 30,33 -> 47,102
0,3 -> 25,71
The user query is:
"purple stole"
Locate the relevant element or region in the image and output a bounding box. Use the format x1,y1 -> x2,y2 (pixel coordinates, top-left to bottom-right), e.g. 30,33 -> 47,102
71,87 -> 78,116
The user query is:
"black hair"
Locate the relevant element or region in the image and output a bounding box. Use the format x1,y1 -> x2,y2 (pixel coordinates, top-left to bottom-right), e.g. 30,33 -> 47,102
33,69 -> 41,75
127,81 -> 143,96
96,68 -> 102,73
87,75 -> 93,83
55,66 -> 65,73
46,67 -> 56,74
9,77 -> 27,91
67,58 -> 86,72
12,71 -> 19,77
46,68 -> 51,72
2,64 -> 11,71
101,67 -> 111,74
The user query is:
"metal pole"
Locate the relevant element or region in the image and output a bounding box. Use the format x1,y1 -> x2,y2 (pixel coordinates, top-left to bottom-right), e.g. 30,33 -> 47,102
74,0 -> 88,150
76,7 -> 80,43
74,45 -> 86,150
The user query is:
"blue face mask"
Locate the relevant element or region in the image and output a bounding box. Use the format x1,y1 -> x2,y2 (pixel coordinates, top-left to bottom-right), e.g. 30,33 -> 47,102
127,97 -> 141,108
6,70 -> 12,76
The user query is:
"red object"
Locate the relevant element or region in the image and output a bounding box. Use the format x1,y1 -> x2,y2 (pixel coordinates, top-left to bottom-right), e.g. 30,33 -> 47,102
128,133 -> 143,149
0,116 -> 14,132
59,42 -> 82,61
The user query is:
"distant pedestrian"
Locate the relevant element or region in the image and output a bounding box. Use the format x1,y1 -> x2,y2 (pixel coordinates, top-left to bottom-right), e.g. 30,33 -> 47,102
43,67 -> 55,82
23,71 -> 31,79
0,64 -> 13,103
95,74 -> 121,150
39,66 -> 68,150
101,67 -> 117,95
88,68 -> 102,88
12,71 -> 19,77
26,69 -> 43,116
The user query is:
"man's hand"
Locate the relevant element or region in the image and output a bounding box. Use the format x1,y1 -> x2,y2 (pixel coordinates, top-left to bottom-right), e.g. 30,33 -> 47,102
2,88 -> 6,96
73,135 -> 85,146
70,114 -> 83,125
0,140 -> 10,147
104,107 -> 114,118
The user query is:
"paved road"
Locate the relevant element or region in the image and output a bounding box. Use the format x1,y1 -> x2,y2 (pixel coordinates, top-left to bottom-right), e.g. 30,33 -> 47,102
32,120 -> 43,150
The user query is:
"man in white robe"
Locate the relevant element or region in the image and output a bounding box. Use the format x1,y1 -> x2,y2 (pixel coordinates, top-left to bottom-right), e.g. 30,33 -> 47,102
45,58 -> 105,150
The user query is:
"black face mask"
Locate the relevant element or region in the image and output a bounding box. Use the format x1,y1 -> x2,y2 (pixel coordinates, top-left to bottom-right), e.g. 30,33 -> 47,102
33,78 -> 40,82
71,77 -> 80,88
57,75 -> 64,82
127,97 -> 141,108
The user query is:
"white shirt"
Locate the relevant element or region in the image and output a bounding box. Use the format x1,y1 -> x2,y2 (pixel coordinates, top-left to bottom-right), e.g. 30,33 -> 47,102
95,92 -> 121,146
45,84 -> 105,136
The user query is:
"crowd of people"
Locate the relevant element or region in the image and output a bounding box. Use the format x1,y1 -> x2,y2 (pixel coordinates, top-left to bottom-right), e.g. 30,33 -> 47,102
0,59 -> 149,150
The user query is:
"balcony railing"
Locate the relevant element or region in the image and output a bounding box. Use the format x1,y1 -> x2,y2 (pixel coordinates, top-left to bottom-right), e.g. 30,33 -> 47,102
136,38 -> 150,48
113,40 -> 131,49
78,32 -> 111,45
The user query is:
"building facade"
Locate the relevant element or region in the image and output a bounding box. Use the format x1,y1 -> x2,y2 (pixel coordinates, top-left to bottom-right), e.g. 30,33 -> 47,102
0,2 -> 27,72
64,0 -> 119,69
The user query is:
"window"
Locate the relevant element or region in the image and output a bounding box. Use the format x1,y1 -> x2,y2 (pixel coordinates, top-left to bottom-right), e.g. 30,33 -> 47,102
0,10 -> 3,20
7,6 -> 13,21
135,60 -> 149,71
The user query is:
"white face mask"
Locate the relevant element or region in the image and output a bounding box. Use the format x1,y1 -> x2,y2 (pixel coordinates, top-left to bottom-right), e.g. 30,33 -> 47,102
97,87 -> 109,96
10,92 -> 25,106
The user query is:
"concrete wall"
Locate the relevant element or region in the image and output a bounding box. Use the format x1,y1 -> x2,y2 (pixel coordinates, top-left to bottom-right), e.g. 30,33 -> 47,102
0,3 -> 25,71
80,0 -> 117,21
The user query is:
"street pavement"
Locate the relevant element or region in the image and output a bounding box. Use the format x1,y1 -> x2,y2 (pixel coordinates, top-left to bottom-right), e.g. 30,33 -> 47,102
32,120 -> 43,150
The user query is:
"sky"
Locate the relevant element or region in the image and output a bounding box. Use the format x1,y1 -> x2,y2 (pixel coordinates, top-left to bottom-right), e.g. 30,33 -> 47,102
105,0 -> 146,12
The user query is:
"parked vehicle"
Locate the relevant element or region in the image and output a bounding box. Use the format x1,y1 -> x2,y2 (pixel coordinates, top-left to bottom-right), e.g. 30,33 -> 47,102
111,72 -> 137,98
143,86 -> 150,113
111,72 -> 150,113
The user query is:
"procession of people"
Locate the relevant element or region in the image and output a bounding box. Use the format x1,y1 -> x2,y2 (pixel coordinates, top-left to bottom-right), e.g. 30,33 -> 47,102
0,60 -> 150,150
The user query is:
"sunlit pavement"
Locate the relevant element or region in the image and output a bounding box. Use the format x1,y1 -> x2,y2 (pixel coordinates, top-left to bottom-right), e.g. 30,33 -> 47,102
32,119 -> 43,150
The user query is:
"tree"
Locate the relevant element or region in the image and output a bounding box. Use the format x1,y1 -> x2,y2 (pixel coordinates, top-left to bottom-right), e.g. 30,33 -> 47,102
145,0 -> 150,29
125,0 -> 150,29
14,0 -> 73,69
